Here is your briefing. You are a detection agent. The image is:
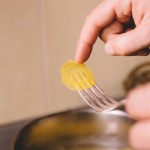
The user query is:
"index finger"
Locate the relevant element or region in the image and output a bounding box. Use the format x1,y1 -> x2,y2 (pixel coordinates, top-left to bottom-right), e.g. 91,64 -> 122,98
75,0 -> 116,63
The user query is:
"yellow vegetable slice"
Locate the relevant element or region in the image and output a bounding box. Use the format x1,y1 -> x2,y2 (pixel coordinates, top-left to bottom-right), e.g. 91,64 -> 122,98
61,60 -> 96,90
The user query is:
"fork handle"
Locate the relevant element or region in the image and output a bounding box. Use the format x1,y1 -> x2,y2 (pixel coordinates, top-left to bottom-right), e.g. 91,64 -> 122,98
113,99 -> 126,111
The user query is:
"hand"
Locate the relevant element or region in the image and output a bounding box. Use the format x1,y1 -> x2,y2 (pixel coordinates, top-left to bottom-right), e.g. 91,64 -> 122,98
75,0 -> 150,63
126,83 -> 150,149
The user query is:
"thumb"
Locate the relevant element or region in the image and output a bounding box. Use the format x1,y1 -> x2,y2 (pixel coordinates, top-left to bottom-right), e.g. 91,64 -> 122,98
105,24 -> 150,56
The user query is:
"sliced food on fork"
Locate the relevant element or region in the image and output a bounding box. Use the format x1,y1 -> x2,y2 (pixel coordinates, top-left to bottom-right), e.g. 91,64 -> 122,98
61,60 -> 125,112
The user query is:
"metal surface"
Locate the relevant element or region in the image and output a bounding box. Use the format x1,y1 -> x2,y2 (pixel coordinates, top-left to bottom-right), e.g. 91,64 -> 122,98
0,120 -> 30,150
78,85 -> 125,112
14,108 -> 135,150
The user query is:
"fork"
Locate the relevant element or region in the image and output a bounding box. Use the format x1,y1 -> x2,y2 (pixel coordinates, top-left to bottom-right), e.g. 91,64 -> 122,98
78,84 -> 126,112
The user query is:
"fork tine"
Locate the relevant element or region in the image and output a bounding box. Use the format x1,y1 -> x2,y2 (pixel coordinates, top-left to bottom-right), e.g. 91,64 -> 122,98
94,85 -> 117,104
73,70 -> 118,111
78,90 -> 104,111
90,86 -> 113,105
84,89 -> 106,107
79,84 -> 119,112
79,87 -> 124,112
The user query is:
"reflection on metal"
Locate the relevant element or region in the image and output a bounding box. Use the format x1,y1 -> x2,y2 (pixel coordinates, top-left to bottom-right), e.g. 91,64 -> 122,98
14,108 -> 135,150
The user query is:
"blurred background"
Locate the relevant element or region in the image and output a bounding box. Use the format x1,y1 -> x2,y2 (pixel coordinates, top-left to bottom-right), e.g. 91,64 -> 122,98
0,0 -> 150,125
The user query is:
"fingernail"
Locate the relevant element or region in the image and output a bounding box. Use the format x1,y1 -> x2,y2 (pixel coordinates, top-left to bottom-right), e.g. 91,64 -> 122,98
105,43 -> 115,55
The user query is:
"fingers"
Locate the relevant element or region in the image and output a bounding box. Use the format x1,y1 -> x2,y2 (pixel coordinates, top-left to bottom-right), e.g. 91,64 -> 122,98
129,120 -> 150,150
99,20 -> 125,42
99,20 -> 150,56
126,83 -> 150,149
75,0 -> 150,62
100,20 -> 150,56
129,47 -> 150,56
104,23 -> 150,55
126,83 -> 150,119
75,0 -> 116,63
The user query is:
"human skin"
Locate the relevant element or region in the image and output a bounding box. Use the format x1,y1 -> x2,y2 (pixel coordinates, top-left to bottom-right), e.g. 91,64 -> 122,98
75,0 -> 150,63
126,83 -> 150,149
75,0 -> 150,149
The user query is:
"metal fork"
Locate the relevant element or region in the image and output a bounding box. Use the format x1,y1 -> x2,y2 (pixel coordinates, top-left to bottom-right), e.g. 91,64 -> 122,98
78,84 -> 126,112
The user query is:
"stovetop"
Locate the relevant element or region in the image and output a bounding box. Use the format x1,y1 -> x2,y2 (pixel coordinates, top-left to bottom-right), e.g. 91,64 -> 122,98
0,119 -> 31,150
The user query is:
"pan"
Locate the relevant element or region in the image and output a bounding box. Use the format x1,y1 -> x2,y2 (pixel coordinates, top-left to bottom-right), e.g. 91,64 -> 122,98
13,107 -> 135,150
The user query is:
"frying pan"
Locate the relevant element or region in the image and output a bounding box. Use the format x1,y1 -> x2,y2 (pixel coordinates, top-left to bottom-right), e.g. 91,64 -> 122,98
13,107 -> 135,150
